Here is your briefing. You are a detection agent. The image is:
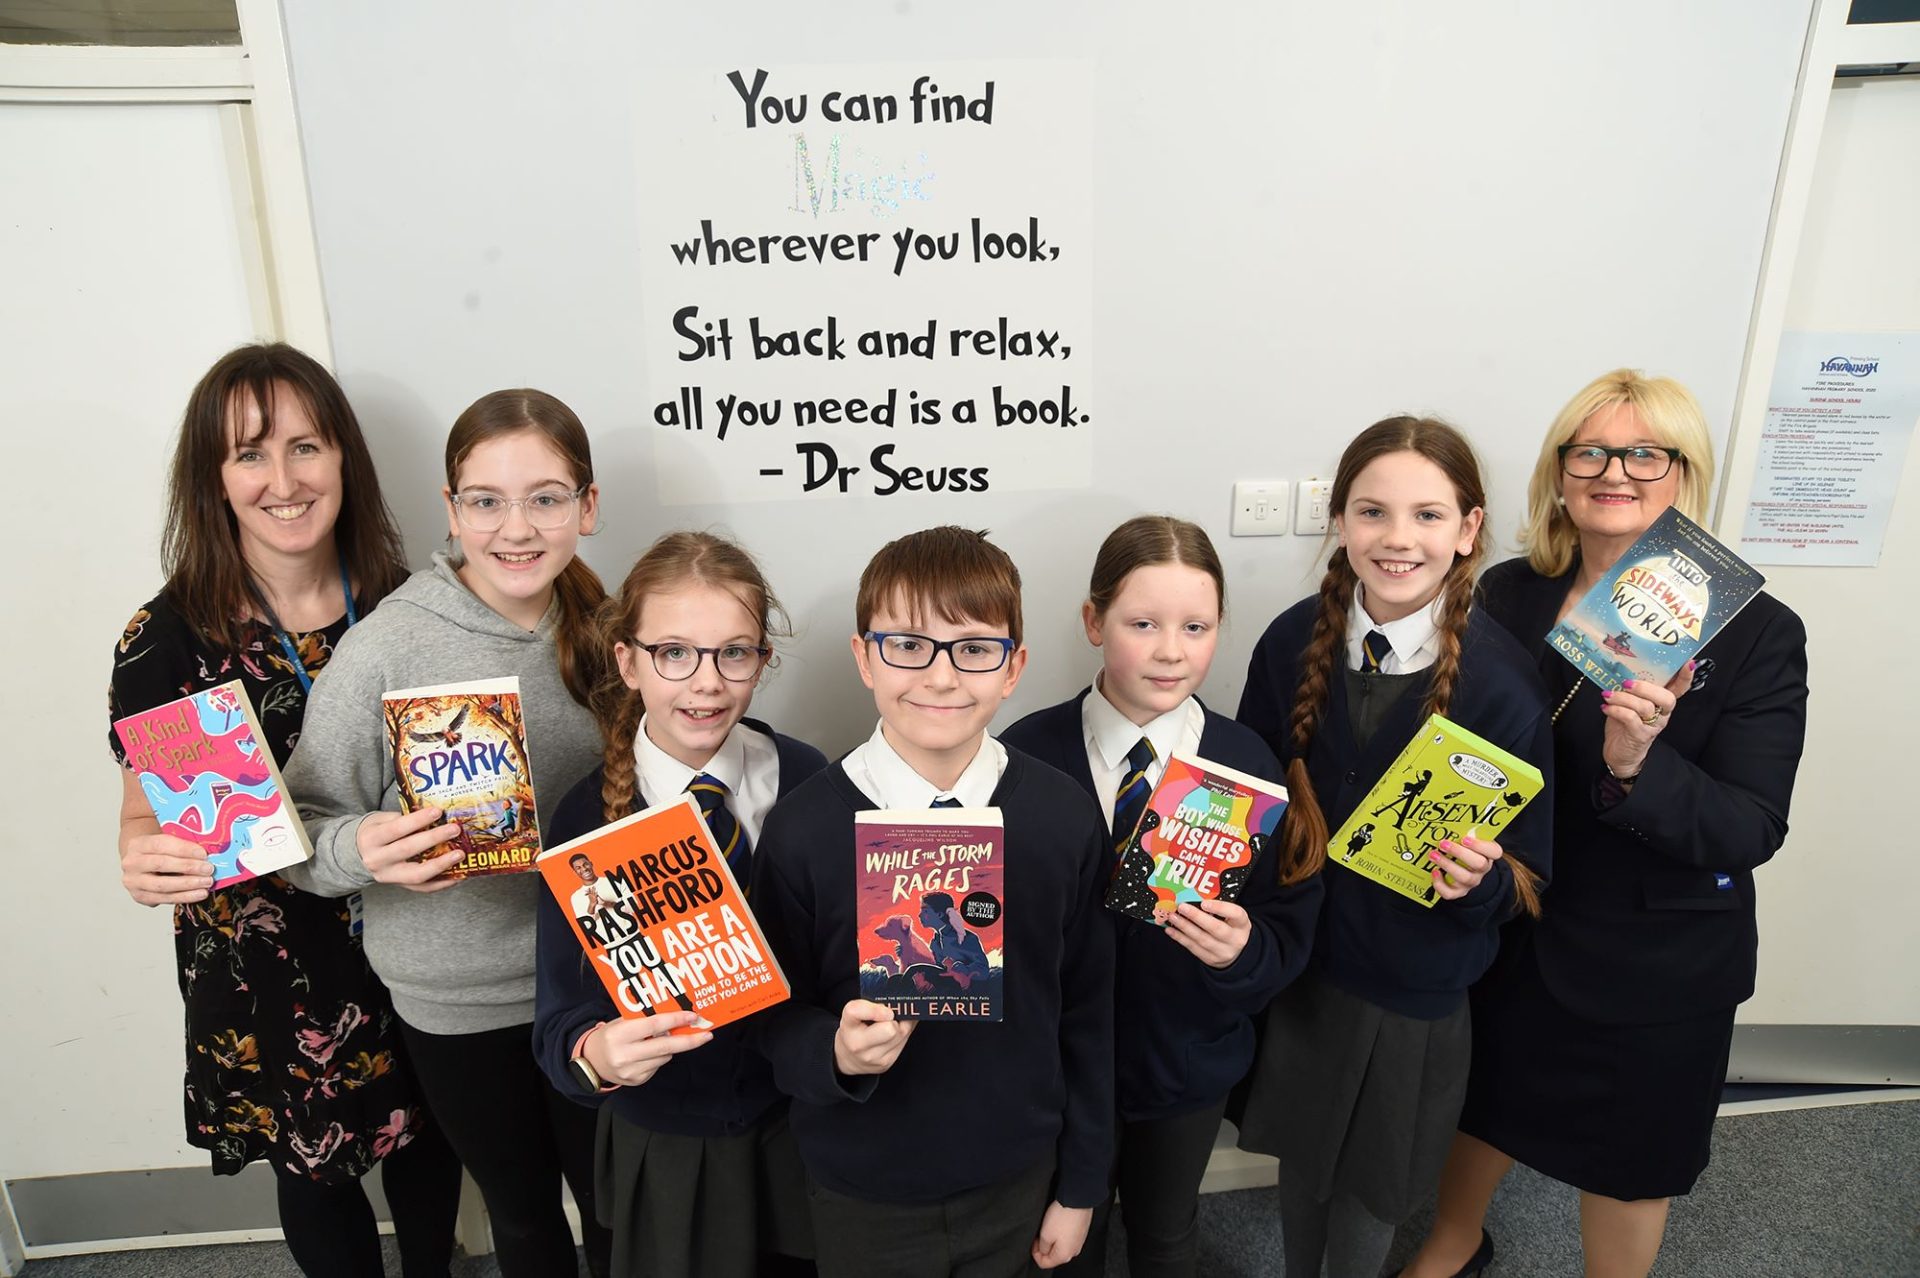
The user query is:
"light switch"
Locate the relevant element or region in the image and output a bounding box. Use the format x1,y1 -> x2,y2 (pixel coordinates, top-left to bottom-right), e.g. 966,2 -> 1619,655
1231,481 -> 1289,537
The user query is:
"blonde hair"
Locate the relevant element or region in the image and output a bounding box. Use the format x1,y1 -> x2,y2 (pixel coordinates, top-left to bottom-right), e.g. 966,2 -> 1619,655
1520,369 -> 1716,577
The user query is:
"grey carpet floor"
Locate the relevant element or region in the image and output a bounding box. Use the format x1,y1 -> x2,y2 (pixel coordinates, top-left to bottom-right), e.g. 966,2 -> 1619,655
19,1101 -> 1918,1276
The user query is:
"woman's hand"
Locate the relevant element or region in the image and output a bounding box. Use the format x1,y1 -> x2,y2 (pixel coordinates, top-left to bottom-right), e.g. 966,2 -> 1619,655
1164,899 -> 1253,969
117,767 -> 213,906
585,1012 -> 712,1087
1429,832 -> 1504,900
1600,662 -> 1696,780
356,806 -> 465,892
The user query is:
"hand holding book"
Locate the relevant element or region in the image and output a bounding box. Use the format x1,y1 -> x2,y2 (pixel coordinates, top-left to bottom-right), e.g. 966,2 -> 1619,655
1598,665 -> 1697,781
1426,832 -> 1505,901
356,804 -> 465,892
833,998 -> 916,1076
1162,898 -> 1254,969
585,1011 -> 714,1088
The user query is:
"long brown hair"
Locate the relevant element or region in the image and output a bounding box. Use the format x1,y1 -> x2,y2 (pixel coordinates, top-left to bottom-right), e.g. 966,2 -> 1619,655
1277,417 -> 1542,917
595,532 -> 788,823
161,343 -> 407,652
444,389 -> 607,708
1086,515 -> 1226,621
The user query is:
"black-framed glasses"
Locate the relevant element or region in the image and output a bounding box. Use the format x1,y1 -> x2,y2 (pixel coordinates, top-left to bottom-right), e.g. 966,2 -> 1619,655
864,631 -> 1016,673
629,640 -> 770,682
449,485 -> 587,531
1557,444 -> 1684,482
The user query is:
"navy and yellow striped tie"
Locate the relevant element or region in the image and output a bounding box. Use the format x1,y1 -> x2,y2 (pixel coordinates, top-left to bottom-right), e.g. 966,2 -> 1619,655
687,773 -> 750,882
1112,737 -> 1157,855
1361,629 -> 1393,673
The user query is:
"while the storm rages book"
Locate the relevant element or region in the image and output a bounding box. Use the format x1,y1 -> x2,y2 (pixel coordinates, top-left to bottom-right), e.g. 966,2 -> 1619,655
1547,506 -> 1764,694
1104,754 -> 1288,925
114,680 -> 313,889
1328,714 -> 1543,907
855,808 -> 1005,1021
384,677 -> 540,878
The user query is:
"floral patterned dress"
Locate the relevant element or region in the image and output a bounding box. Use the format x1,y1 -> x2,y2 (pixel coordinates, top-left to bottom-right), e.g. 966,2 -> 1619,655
109,591 -> 425,1183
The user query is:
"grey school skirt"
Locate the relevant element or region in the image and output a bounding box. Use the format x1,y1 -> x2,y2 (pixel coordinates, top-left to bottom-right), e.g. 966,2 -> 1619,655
596,1101 -> 813,1278
1236,973 -> 1471,1224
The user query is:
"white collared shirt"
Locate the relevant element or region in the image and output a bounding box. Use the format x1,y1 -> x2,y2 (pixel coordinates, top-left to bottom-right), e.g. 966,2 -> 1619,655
1345,588 -> 1443,675
1080,676 -> 1204,832
633,715 -> 780,847
842,720 -> 1007,809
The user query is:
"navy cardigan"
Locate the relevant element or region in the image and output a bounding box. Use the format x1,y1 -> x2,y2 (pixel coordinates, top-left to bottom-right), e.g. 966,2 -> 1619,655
531,719 -> 827,1136
1477,557 -> 1809,1023
1001,691 -> 1320,1121
746,748 -> 1116,1209
1237,599 -> 1556,1019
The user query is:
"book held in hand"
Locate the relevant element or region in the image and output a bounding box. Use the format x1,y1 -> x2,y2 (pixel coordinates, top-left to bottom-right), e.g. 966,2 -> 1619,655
1328,714 -> 1543,907
537,794 -> 788,1031
114,680 -> 313,889
384,678 -> 540,878
856,808 -> 1005,1021
1105,754 -> 1288,926
1547,506 -> 1765,694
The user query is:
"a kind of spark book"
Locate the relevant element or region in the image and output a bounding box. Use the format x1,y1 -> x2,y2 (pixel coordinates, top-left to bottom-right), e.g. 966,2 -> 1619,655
114,681 -> 313,889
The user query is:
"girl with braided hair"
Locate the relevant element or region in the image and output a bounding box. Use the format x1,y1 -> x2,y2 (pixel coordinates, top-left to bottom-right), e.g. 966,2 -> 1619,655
1232,417 -> 1553,1278
532,530 -> 825,1278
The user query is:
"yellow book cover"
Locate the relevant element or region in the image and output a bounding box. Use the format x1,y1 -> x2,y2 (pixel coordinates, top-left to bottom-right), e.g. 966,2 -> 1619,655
1328,713 -> 1543,907
383,677 -> 539,878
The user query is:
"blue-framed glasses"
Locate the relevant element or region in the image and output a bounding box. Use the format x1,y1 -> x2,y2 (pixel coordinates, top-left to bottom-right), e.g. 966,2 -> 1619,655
864,631 -> 1016,673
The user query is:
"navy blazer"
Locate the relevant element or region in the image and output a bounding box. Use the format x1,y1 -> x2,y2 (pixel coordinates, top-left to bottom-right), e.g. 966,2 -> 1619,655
1238,599 -> 1556,1019
531,719 -> 827,1136
1002,691 -> 1321,1122
1477,557 -> 1809,1023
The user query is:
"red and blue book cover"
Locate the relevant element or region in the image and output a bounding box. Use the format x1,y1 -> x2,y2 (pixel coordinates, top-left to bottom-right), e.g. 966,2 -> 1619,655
855,808 -> 1005,1021
114,680 -> 313,889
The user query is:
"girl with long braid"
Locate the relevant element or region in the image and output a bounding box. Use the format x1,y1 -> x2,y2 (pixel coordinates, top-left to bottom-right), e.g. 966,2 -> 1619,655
1232,417 -> 1553,1278
532,531 -> 826,1278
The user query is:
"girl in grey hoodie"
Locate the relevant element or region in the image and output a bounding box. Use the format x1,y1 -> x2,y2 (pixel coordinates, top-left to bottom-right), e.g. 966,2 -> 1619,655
285,389 -> 614,1277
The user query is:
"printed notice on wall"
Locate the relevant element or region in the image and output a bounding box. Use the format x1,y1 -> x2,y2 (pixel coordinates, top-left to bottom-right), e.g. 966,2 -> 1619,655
635,62 -> 1092,502
1739,331 -> 1920,566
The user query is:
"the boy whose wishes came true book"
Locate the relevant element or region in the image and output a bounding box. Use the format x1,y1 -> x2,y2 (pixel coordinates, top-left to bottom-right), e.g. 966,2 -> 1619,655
1105,754 -> 1289,926
537,795 -> 788,1031
114,680 -> 313,889
1329,714 -> 1544,907
1548,506 -> 1765,693
384,677 -> 540,878
855,808 -> 1006,1021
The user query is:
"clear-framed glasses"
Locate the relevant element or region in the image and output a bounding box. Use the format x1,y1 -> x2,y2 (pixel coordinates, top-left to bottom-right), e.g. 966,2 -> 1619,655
864,631 -> 1016,673
1557,444 -> 1683,482
630,640 -> 770,682
449,485 -> 586,531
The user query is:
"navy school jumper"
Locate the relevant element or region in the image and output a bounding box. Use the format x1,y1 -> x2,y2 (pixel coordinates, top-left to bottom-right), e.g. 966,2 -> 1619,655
1236,600 -> 1557,1019
745,747 -> 1117,1208
531,720 -> 828,1133
1001,691 -> 1321,1121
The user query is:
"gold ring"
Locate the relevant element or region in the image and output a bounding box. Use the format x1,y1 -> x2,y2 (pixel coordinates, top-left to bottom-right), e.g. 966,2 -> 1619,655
1656,706 -> 1669,717
1641,713 -> 1658,726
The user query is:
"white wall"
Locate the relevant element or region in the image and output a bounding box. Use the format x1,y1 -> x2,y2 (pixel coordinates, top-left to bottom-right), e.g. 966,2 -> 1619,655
1738,74 -> 1920,1027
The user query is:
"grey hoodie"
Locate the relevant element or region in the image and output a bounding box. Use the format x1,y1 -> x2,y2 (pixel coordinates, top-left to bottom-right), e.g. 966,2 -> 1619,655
282,553 -> 601,1034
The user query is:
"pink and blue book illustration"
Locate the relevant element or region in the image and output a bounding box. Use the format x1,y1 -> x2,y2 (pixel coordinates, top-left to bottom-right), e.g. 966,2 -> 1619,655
114,681 -> 314,889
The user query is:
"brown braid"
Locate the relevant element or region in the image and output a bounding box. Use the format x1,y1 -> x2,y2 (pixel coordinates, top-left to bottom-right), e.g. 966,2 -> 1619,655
1277,552 -> 1357,885
598,682 -> 646,825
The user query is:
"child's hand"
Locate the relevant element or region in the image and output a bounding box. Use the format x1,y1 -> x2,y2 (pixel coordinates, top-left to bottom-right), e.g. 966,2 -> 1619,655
832,999 -> 915,1076
120,830 -> 215,906
357,807 -> 464,892
1164,899 -> 1253,969
1031,1201 -> 1093,1269
588,1012 -> 712,1087
1429,833 -> 1504,900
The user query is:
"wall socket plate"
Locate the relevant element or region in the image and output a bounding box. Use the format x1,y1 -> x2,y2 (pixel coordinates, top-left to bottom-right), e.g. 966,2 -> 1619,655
1231,481 -> 1289,536
1296,479 -> 1332,534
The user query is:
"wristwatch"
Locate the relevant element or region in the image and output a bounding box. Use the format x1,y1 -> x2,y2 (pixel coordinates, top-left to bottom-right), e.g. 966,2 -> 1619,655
568,1025 -> 608,1093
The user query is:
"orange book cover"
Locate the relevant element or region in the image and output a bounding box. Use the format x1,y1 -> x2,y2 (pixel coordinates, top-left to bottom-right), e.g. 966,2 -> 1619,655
384,678 -> 539,879
537,794 -> 789,1031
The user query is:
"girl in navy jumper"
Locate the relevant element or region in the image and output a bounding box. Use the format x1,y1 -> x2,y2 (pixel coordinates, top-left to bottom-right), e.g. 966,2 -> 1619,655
533,532 -> 826,1278
1002,515 -> 1320,1277
1234,418 -> 1552,1278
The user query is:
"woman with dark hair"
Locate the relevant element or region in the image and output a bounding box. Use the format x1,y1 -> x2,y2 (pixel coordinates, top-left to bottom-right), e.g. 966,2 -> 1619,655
1401,370 -> 1810,1278
109,343 -> 462,1275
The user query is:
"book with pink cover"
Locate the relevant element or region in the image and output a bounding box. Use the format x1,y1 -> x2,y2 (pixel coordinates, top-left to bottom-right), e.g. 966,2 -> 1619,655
114,680 -> 313,889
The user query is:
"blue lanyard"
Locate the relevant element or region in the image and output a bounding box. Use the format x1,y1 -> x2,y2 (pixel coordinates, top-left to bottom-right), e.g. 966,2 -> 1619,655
250,547 -> 359,694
